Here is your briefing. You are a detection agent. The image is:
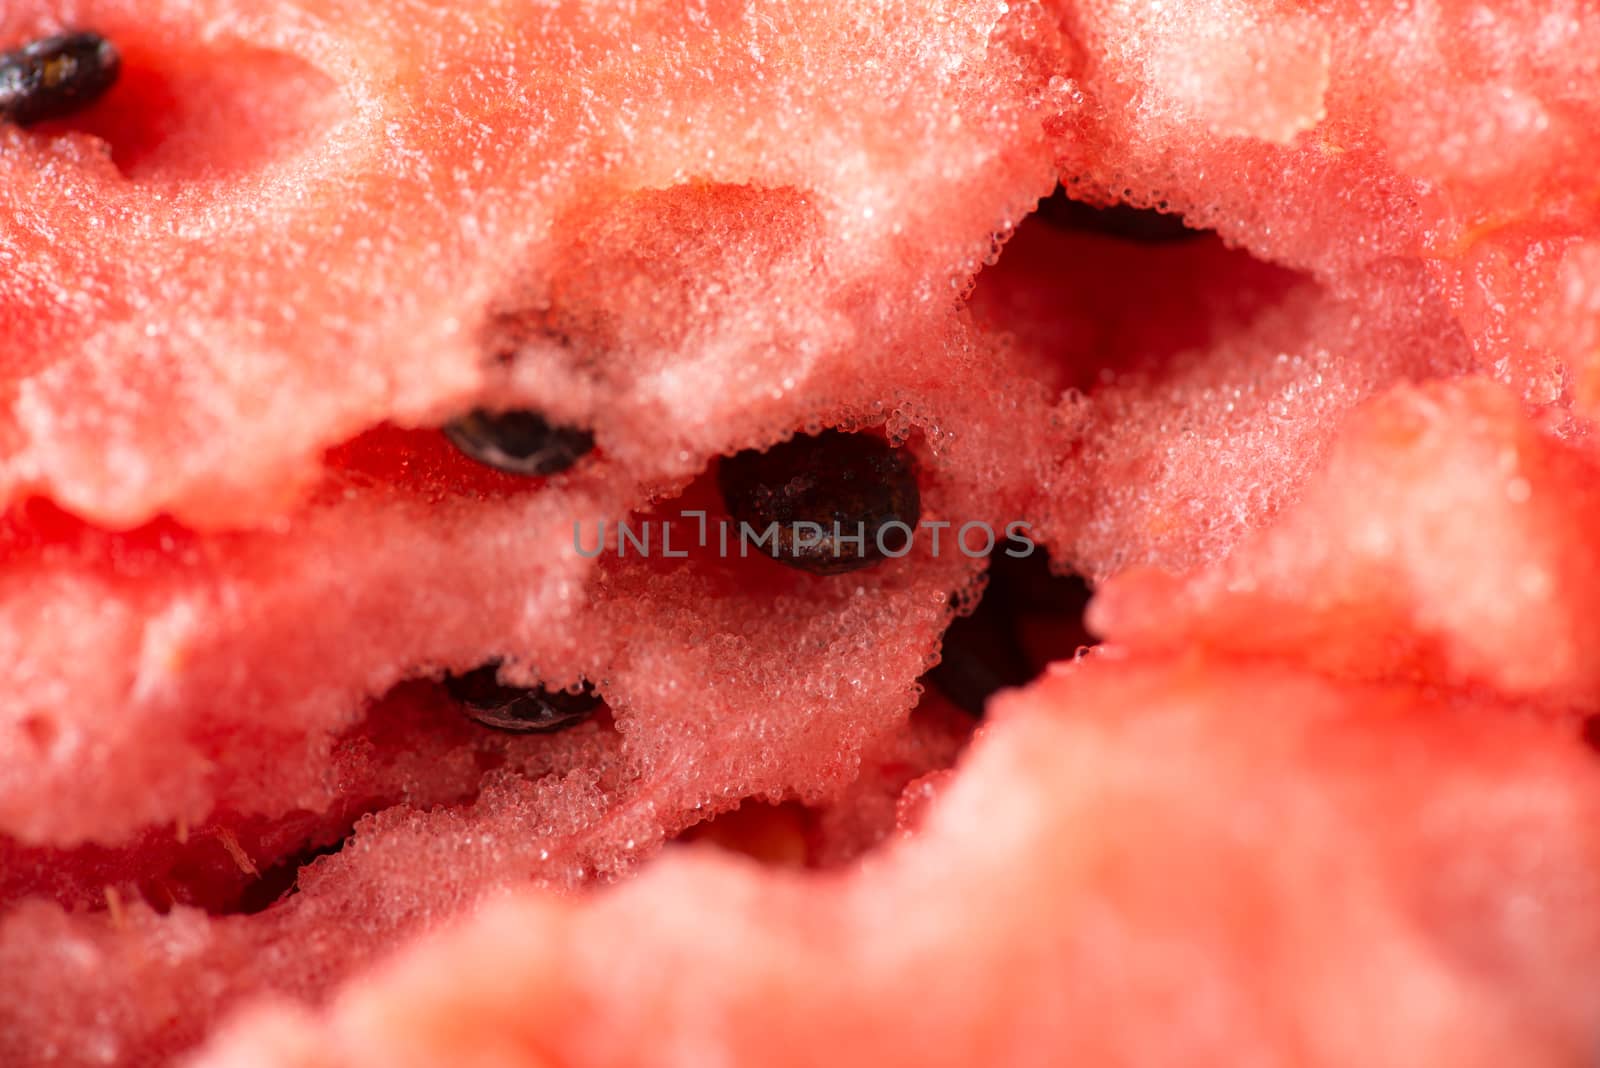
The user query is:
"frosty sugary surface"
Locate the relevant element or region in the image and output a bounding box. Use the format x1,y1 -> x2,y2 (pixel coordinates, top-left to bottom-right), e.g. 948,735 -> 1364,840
1,0 -> 1597,1063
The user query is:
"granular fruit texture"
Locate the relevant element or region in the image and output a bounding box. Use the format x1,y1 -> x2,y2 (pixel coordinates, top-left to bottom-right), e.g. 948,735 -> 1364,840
192,655 -> 1600,1068
0,0 -> 1597,1064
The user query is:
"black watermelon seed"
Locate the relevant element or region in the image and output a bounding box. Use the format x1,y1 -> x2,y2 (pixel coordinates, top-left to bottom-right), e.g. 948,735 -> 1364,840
443,661 -> 600,734
1036,184 -> 1199,243
0,32 -> 121,127
442,409 -> 594,477
925,603 -> 1035,718
926,552 -> 1095,717
717,429 -> 921,575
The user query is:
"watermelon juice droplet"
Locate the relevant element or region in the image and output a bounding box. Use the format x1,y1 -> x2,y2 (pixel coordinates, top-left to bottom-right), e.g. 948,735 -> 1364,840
0,31 -> 121,126
442,408 -> 595,477
717,429 -> 921,575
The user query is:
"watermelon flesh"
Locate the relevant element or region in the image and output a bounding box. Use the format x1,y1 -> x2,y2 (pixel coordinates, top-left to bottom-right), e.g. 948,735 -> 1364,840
192,654 -> 1600,1068
1,0 -> 1598,1064
1091,377 -> 1600,707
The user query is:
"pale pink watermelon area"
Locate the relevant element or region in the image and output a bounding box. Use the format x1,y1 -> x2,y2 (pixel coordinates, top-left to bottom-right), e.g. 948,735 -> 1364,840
1,0 -> 1598,1064
1092,378 -> 1600,706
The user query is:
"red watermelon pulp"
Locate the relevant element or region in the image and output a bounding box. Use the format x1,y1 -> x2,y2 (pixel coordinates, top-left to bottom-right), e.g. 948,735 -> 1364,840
2,0 -> 1600,1065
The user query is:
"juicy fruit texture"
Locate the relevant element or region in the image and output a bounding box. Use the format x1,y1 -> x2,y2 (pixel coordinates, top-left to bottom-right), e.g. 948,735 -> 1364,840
0,0 -> 1058,528
193,656 -> 1600,1068
1091,378 -> 1600,707
0,0 -> 1597,1066
1050,0 -> 1600,407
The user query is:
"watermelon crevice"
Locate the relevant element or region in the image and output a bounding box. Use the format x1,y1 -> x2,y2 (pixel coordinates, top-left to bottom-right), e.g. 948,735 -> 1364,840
224,832 -> 355,918
0,675 -> 560,916
921,548 -> 1096,717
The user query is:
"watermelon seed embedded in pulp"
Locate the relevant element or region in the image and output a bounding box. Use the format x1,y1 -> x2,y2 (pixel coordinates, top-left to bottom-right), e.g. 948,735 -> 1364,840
443,661 -> 602,733
442,409 -> 595,477
717,429 -> 921,576
925,551 -> 1096,716
0,31 -> 120,127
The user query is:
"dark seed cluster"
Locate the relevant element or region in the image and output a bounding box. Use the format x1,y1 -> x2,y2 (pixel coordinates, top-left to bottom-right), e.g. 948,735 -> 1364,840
443,408 -> 595,477
443,660 -> 601,733
0,31 -> 120,127
717,429 -> 921,575
1037,183 -> 1199,243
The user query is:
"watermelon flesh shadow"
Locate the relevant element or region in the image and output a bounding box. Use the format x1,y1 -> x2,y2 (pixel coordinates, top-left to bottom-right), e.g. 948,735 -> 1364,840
0,0 -> 1598,1064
